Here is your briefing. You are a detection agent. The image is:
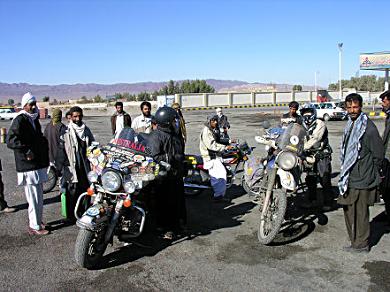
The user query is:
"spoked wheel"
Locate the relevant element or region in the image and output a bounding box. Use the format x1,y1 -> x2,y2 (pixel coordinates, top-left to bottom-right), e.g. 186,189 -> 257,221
43,167 -> 58,194
241,175 -> 260,197
257,188 -> 287,245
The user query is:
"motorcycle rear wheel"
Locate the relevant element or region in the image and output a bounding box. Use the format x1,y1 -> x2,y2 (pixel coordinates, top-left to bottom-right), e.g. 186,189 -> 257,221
241,176 -> 260,197
43,167 -> 57,194
257,188 -> 287,245
74,229 -> 107,269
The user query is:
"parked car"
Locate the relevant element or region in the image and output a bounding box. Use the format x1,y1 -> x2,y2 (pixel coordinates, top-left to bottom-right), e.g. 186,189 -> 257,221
302,102 -> 346,121
0,108 -> 18,120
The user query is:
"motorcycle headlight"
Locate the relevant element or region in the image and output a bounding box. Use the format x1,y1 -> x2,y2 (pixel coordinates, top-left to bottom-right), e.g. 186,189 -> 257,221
101,171 -> 122,192
276,151 -> 297,171
123,180 -> 136,194
87,171 -> 99,183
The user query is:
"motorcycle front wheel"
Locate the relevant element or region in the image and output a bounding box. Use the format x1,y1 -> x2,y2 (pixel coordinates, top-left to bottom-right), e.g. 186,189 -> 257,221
257,188 -> 287,245
74,229 -> 107,269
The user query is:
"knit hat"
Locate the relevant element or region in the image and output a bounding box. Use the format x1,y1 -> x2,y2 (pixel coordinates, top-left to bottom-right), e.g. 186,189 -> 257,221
21,92 -> 36,107
52,108 -> 62,125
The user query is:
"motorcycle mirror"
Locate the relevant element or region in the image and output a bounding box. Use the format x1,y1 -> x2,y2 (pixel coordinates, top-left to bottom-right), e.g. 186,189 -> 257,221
260,120 -> 271,129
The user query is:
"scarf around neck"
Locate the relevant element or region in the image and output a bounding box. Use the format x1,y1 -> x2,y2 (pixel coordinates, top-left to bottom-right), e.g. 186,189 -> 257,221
338,112 -> 368,196
69,121 -> 86,140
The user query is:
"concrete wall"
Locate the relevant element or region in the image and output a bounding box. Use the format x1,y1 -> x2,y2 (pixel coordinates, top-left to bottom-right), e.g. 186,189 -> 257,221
255,92 -> 273,104
181,94 -> 203,107
232,93 -> 251,105
208,93 -> 229,106
276,92 -> 292,103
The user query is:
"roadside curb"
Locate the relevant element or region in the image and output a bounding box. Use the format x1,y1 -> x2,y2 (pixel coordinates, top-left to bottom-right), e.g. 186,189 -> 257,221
183,103 -> 289,111
368,111 -> 386,117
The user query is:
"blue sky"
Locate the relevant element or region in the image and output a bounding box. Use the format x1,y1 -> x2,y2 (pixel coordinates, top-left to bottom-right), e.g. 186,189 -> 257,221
0,0 -> 388,87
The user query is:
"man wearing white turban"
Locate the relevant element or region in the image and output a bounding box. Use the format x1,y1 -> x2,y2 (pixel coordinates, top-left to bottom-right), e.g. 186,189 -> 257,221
7,92 -> 50,235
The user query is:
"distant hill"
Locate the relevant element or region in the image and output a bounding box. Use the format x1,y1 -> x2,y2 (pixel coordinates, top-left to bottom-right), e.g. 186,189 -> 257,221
0,79 -> 317,103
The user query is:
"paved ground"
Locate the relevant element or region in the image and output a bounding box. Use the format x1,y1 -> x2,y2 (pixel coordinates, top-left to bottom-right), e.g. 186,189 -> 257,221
0,108 -> 389,292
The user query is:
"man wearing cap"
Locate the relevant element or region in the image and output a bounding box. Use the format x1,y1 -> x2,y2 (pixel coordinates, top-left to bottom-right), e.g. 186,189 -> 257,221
7,92 -> 50,235
111,101 -> 132,138
216,108 -> 230,144
200,114 -> 234,202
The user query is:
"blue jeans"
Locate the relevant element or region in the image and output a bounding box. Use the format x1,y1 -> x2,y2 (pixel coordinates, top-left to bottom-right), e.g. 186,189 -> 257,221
210,177 -> 227,198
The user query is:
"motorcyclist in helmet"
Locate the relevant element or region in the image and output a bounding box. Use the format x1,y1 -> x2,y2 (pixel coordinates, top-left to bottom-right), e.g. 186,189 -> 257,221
148,106 -> 186,239
300,107 -> 333,210
281,101 -> 303,125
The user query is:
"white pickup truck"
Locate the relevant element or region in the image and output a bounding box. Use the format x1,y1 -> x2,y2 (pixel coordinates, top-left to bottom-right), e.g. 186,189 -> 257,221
302,102 -> 347,121
0,108 -> 18,120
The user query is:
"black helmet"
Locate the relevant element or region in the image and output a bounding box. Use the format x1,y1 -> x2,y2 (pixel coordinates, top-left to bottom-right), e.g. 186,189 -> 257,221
154,106 -> 177,127
300,107 -> 317,126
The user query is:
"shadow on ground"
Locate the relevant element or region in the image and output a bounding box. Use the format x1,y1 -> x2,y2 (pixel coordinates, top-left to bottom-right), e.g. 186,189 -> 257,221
87,183 -> 255,270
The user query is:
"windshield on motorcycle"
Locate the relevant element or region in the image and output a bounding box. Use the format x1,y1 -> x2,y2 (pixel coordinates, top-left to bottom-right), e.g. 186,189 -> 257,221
276,123 -> 306,154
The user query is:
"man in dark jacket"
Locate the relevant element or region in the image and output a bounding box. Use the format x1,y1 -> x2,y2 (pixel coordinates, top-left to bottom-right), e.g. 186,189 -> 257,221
148,106 -> 186,240
379,90 -> 390,225
44,108 -> 66,164
111,101 -> 132,138
7,92 -> 50,235
337,93 -> 383,253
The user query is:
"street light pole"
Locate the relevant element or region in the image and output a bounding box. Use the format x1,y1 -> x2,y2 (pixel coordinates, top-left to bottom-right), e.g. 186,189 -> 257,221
338,43 -> 343,100
314,71 -> 319,92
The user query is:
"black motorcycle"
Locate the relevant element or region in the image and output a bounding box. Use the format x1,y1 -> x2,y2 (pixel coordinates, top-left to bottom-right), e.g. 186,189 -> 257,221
73,128 -> 169,269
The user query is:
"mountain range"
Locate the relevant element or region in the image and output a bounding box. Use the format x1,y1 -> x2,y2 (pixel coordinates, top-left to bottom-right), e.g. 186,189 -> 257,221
0,79 -> 317,103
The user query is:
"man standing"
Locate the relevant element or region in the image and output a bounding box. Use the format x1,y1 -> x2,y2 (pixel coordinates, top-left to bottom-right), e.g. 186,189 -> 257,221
111,101 -> 132,138
216,107 -> 230,132
282,101 -> 303,124
338,93 -> 383,253
171,103 -> 187,151
131,101 -> 153,134
300,107 -> 333,210
149,107 -> 186,240
0,158 -> 16,214
44,108 -> 66,165
379,90 -> 390,225
200,114 -> 234,202
7,92 -> 49,235
56,106 -> 94,221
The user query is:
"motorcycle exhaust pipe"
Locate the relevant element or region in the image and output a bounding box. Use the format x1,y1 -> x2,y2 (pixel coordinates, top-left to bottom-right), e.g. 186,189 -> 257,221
184,183 -> 210,189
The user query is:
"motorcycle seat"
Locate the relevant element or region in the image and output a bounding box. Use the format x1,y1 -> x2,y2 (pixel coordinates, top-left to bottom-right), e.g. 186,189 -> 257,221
184,155 -> 204,166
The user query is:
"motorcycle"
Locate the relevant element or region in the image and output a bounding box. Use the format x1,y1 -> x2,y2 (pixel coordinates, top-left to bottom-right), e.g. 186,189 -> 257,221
183,140 -> 253,195
247,121 -> 306,245
73,128 -> 169,269
43,163 -> 58,194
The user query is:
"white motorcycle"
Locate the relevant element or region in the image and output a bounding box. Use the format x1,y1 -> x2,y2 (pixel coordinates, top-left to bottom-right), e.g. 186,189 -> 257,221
244,121 -> 306,244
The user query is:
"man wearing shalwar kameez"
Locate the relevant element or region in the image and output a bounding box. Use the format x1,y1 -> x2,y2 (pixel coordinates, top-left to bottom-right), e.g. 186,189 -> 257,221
7,92 -> 50,235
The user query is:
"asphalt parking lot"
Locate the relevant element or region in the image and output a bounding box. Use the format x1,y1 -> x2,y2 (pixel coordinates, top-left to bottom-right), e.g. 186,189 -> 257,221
0,107 -> 389,291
